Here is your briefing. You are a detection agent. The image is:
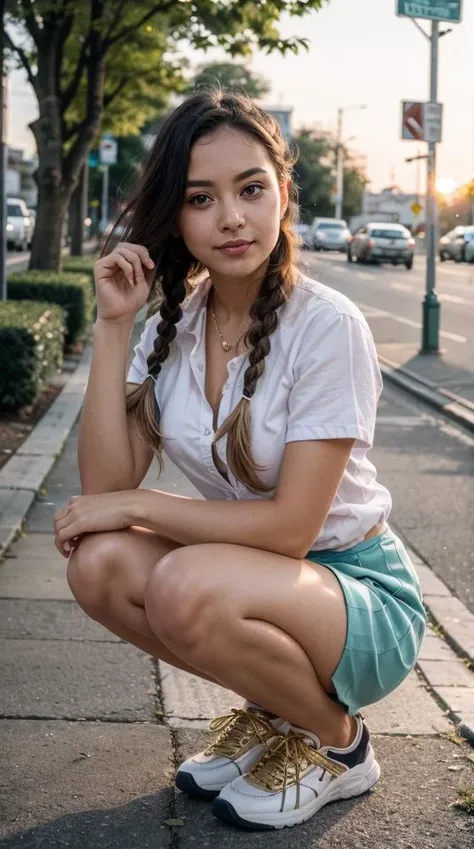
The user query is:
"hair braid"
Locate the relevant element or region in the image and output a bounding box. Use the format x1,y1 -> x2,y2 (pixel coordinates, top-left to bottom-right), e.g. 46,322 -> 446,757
213,235 -> 294,494
126,243 -> 191,474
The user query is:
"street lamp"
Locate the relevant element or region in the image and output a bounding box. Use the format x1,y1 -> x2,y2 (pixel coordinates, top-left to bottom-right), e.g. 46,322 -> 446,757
335,104 -> 367,220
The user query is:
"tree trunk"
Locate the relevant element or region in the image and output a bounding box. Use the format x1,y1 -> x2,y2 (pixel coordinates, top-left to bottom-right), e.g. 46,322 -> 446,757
29,182 -> 70,272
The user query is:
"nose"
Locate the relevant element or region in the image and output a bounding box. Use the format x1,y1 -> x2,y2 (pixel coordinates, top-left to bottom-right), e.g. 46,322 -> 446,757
219,199 -> 245,232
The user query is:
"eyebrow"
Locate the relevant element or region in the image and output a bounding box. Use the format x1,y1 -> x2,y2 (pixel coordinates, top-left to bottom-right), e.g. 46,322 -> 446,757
185,167 -> 268,189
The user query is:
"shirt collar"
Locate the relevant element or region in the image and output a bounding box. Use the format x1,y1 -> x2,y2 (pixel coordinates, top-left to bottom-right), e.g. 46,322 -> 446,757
178,276 -> 213,337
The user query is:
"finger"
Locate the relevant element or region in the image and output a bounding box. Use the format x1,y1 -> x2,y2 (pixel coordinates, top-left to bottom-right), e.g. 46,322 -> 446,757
119,247 -> 148,287
55,534 -> 71,559
104,253 -> 134,285
117,242 -> 155,270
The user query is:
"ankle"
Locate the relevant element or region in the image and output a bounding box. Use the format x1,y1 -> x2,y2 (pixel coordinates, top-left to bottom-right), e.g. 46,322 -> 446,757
319,714 -> 358,749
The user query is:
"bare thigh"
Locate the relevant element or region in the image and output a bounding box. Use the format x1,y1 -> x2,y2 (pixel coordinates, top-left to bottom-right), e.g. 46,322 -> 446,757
146,543 -> 348,693
67,528 -> 221,684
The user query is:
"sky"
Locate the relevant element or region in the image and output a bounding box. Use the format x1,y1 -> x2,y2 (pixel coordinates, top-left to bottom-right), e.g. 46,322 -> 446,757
7,0 -> 474,194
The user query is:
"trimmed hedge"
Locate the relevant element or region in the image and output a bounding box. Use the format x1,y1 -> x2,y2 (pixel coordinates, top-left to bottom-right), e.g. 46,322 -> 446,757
0,301 -> 65,412
62,255 -> 98,292
7,270 -> 95,345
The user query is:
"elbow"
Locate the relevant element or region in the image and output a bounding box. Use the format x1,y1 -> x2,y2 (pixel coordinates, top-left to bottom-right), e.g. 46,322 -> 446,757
273,527 -> 322,561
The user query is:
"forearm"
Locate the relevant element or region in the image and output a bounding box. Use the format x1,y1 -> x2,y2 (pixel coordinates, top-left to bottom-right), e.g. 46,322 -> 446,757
131,489 -> 305,559
78,318 -> 136,494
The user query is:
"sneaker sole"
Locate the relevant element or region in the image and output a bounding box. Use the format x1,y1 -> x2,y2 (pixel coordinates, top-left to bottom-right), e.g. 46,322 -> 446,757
212,748 -> 381,830
175,770 -> 221,800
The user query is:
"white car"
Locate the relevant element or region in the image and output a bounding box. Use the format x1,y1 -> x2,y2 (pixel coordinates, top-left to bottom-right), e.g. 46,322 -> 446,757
308,217 -> 350,252
6,197 -> 34,251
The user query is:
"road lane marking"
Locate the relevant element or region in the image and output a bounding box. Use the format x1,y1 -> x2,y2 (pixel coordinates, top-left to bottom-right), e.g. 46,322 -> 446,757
355,272 -> 373,280
392,282 -> 414,292
438,293 -> 471,305
357,300 -> 467,343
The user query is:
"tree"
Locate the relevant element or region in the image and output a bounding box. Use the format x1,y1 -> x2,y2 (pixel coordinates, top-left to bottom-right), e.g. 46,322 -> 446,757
293,130 -> 334,222
187,61 -> 270,99
5,0 -> 329,271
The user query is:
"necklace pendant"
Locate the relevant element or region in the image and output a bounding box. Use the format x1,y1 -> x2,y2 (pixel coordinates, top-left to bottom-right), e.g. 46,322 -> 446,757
221,340 -> 232,352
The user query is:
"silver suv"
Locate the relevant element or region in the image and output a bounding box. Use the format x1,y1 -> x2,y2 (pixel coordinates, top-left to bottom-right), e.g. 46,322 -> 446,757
348,222 -> 415,270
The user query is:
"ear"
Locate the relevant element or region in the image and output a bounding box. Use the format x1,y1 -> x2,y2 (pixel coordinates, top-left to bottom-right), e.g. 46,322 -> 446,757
279,179 -> 290,220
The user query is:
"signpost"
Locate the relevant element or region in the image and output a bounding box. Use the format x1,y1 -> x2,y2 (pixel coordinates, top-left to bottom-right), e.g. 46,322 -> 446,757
398,3 -> 462,354
402,101 -> 443,142
397,1 -> 462,22
99,135 -> 118,235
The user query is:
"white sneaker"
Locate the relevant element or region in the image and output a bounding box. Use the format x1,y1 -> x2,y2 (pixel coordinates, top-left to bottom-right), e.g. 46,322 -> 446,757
175,703 -> 287,800
212,715 -> 380,830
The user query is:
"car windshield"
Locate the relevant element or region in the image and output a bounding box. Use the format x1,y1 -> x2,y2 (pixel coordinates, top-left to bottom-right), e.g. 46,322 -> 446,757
317,222 -> 345,231
7,204 -> 23,216
370,229 -> 407,239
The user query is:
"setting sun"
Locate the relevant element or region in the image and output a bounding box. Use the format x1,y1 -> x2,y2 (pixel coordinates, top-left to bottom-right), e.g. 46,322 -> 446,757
436,177 -> 457,196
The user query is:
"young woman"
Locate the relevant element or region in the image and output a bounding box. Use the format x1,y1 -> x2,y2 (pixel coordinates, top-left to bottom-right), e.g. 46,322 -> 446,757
54,90 -> 426,832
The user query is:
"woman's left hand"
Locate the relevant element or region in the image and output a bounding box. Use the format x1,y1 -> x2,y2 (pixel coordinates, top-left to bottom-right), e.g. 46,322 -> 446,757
54,491 -> 138,558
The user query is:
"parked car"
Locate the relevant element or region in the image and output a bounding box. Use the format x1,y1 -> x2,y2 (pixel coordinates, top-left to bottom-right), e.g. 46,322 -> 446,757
294,222 -> 311,249
439,225 -> 474,263
465,235 -> 474,263
6,197 -> 34,251
308,217 -> 350,252
347,222 -> 415,269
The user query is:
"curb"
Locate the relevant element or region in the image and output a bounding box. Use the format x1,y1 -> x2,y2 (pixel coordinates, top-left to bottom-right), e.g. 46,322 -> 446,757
0,343 -> 92,555
379,355 -> 474,434
396,537 -> 474,745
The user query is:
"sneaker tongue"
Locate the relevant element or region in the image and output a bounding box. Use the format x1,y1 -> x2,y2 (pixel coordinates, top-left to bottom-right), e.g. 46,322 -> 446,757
290,726 -> 321,748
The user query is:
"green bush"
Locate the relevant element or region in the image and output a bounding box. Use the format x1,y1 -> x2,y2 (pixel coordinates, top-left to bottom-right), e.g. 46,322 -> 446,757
0,301 -> 65,412
7,270 -> 95,345
62,255 -> 98,292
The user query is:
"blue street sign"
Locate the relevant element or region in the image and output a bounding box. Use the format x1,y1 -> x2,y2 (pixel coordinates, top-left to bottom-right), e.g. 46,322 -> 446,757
88,151 -> 99,167
397,1 -> 462,22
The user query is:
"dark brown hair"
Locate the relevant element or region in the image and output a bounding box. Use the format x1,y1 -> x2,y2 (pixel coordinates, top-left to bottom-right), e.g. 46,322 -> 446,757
105,89 -> 300,493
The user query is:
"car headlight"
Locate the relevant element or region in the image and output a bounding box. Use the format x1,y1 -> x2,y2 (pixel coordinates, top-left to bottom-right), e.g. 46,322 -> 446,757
6,223 -> 13,231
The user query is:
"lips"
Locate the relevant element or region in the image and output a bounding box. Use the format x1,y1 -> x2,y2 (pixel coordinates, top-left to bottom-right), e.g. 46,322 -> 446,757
217,240 -> 253,249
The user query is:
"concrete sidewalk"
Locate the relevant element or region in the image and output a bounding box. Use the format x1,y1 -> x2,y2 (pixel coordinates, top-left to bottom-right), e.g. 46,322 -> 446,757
378,343 -> 474,434
1,326 -> 474,846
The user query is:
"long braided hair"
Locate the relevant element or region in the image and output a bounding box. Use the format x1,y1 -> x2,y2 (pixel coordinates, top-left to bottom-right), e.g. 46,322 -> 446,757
103,89 -> 300,493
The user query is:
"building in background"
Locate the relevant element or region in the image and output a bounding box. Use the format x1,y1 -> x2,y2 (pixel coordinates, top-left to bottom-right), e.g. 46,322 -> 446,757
349,186 -> 425,232
6,147 -> 38,207
264,106 -> 293,140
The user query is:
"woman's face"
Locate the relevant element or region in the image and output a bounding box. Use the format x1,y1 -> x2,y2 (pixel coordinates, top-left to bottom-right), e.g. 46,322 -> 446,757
178,126 -> 288,280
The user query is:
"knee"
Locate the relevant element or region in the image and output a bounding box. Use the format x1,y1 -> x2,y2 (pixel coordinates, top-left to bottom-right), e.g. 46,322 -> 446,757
144,548 -> 217,655
66,531 -> 126,616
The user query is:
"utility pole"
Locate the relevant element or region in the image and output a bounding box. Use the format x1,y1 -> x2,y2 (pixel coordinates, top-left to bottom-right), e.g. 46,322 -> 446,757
422,19 -> 440,353
0,0 -> 7,301
335,108 -> 343,220
335,104 -> 367,221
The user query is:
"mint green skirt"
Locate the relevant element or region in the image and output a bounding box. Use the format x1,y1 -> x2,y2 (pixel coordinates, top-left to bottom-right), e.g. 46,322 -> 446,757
306,527 -> 426,716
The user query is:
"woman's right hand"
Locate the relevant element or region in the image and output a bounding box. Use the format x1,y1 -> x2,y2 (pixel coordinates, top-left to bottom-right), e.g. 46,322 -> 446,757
93,243 -> 156,323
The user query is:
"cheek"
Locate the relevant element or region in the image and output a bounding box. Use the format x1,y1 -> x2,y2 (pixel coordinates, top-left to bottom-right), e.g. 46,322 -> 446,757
179,210 -> 213,257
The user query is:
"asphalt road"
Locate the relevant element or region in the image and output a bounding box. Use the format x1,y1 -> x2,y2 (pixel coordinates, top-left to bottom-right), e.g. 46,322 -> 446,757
301,250 -> 474,377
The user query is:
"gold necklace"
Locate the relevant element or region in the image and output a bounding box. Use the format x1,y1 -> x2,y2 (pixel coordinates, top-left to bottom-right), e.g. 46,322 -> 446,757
211,295 -> 250,352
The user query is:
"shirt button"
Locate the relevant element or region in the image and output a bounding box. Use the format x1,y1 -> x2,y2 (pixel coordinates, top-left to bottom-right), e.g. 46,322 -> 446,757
204,427 -> 211,436
198,363 -> 203,372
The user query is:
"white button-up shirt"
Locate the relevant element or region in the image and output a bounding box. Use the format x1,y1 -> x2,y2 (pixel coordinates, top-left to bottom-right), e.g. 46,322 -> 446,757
127,273 -> 392,551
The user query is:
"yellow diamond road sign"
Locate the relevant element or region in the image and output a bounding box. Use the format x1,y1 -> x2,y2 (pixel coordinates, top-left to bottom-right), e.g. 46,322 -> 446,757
411,201 -> 422,216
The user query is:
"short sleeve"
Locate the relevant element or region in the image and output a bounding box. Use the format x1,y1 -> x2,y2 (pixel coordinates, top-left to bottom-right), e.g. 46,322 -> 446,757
286,311 -> 382,448
126,314 -> 159,384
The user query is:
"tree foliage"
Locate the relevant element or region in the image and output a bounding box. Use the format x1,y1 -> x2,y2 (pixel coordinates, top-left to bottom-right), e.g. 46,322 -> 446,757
187,60 -> 270,99
294,129 -> 367,223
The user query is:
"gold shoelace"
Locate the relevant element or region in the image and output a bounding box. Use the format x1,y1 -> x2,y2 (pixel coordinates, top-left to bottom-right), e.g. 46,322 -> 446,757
246,730 -> 346,807
203,708 -> 281,759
